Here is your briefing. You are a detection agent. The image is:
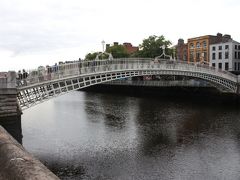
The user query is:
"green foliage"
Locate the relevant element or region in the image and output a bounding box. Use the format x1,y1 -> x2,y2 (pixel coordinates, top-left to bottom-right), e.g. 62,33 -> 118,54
85,52 -> 99,60
134,35 -> 172,58
85,35 -> 173,60
106,45 -> 129,58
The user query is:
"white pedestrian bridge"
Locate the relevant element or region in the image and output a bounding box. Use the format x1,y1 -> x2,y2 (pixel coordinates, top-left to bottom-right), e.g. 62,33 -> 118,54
16,58 -> 239,110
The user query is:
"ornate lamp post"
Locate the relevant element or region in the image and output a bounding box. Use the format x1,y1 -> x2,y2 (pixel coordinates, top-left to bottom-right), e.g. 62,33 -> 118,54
161,45 -> 166,58
96,40 -> 113,60
101,40 -> 105,53
154,44 -> 172,60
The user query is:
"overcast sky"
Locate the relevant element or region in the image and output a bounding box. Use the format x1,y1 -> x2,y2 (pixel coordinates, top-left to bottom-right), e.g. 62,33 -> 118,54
0,0 -> 239,71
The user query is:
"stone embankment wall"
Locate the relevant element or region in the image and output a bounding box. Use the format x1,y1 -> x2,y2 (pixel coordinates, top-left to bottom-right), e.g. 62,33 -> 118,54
0,72 -> 18,117
0,126 -> 59,180
0,72 -> 22,143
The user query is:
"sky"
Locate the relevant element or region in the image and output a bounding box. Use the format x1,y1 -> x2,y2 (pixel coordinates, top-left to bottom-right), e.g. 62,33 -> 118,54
0,0 -> 240,71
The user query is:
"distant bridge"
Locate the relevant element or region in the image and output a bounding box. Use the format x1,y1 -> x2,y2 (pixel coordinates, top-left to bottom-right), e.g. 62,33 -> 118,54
14,58 -> 239,110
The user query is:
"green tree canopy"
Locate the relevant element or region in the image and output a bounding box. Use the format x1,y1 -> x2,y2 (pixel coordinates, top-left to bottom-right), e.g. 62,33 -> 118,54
133,35 -> 172,58
106,45 -> 129,58
85,52 -> 99,60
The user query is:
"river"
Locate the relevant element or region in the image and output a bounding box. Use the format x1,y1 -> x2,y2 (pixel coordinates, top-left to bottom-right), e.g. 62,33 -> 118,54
22,90 -> 240,180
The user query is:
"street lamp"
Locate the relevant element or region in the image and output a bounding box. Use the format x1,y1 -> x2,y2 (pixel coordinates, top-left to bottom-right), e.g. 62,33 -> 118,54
154,44 -> 172,60
101,40 -> 105,53
161,45 -> 166,58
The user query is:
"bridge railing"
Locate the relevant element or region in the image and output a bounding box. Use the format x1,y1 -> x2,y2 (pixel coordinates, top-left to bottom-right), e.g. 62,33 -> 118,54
16,58 -> 237,88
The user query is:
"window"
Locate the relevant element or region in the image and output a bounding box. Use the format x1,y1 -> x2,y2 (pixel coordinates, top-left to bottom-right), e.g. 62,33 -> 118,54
235,62 -> 237,71
190,43 -> 194,49
225,45 -> 229,49
238,63 -> 240,71
238,45 -> 240,50
235,52 -> 237,59
219,52 -> 222,59
183,50 -> 187,61
196,52 -> 200,60
225,63 -> 229,70
225,52 -> 229,59
203,41 -> 207,48
196,42 -> 200,48
212,46 -> 216,51
235,45 -> 238,50
212,63 -> 215,67
218,46 -> 222,50
218,63 -> 222,69
190,51 -> 194,62
212,53 -> 216,60
203,52 -> 207,61
238,52 -> 240,59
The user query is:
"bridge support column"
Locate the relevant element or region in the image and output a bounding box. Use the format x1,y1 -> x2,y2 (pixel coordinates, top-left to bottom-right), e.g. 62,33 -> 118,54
237,75 -> 240,95
0,71 -> 22,144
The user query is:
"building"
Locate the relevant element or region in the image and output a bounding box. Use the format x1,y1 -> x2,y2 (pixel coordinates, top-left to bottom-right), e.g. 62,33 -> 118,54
176,39 -> 188,61
187,33 -> 231,64
209,40 -> 240,74
123,42 -> 139,54
106,42 -> 138,55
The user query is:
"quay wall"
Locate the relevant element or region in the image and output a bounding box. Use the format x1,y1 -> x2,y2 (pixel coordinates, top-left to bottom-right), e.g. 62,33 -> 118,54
0,126 -> 59,180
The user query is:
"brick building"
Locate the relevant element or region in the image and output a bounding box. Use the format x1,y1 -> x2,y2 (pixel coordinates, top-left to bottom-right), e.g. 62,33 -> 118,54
106,42 -> 138,54
176,39 -> 188,61
123,42 -> 139,54
187,33 -> 231,64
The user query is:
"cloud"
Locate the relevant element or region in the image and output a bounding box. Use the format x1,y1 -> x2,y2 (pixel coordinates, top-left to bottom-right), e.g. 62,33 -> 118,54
0,0 -> 239,71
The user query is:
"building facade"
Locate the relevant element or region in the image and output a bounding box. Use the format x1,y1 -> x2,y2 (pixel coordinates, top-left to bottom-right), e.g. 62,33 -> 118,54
187,33 -> 231,64
209,40 -> 240,73
123,43 -> 139,54
106,42 -> 138,55
176,39 -> 188,61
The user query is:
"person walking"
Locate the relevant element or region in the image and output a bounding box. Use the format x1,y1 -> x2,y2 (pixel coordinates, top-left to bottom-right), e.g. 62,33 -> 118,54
22,69 -> 28,85
17,70 -> 23,86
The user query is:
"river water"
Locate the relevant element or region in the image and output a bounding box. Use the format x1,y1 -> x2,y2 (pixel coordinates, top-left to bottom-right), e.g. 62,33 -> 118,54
22,90 -> 240,180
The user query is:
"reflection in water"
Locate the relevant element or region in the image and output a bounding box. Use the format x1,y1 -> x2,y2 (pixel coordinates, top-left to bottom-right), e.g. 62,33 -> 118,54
22,91 -> 240,179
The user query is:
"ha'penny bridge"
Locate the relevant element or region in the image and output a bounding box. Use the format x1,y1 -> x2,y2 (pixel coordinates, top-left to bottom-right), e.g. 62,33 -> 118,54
1,57 -> 240,179
3,58 -> 240,111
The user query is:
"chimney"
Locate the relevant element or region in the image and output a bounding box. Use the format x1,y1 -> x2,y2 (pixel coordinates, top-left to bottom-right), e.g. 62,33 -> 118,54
178,39 -> 184,45
217,33 -> 222,38
223,34 -> 232,42
216,33 -> 223,43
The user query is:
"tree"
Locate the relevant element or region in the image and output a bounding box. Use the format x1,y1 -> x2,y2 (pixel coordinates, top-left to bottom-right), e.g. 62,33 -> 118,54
133,35 -> 172,58
85,52 -> 110,60
85,52 -> 99,60
106,45 -> 129,58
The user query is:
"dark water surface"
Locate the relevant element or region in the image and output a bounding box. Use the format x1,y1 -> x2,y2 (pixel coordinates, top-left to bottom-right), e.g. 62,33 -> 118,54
22,91 -> 240,180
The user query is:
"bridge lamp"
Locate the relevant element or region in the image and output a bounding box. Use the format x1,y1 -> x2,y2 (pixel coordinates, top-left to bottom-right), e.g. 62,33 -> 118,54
101,40 -> 105,53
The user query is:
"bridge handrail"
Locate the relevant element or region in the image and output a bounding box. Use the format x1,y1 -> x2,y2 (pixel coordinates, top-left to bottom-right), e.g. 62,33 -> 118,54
16,58 -> 237,88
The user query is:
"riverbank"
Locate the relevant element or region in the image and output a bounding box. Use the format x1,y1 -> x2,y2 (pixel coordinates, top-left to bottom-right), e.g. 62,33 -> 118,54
0,126 -> 59,180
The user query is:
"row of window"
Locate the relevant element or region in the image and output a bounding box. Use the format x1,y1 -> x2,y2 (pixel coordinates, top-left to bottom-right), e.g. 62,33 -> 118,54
190,41 -> 207,49
189,51 -> 207,58
212,52 -> 228,60
212,45 -> 240,51
212,62 -> 240,71
235,45 -> 240,50
212,45 -> 228,51
212,51 -> 240,60
212,62 -> 229,70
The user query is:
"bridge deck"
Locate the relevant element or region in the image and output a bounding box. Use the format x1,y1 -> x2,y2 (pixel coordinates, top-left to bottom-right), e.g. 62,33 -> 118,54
13,58 -> 238,110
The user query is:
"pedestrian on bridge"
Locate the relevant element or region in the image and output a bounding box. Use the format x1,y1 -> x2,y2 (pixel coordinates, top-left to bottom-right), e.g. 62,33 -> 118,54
17,70 -> 23,86
22,69 -> 28,85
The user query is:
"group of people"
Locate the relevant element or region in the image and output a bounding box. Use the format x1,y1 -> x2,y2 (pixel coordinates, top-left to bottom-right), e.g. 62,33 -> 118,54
17,69 -> 28,86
